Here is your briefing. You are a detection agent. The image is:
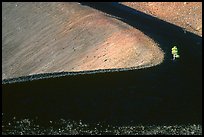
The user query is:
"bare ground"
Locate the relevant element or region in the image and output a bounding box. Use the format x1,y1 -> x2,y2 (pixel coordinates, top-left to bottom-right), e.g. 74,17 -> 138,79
2,2 -> 164,80
122,2 -> 202,37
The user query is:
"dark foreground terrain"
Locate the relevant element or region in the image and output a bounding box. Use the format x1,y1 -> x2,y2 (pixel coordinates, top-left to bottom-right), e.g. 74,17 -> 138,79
2,116 -> 202,135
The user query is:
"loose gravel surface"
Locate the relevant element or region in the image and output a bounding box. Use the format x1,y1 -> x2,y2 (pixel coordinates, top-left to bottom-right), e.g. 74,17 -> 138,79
2,2 -> 164,80
2,116 -> 202,135
122,2 -> 202,37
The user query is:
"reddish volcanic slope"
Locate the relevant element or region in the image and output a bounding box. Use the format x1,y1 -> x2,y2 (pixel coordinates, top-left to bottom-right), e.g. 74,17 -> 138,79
2,2 -> 164,80
122,2 -> 202,37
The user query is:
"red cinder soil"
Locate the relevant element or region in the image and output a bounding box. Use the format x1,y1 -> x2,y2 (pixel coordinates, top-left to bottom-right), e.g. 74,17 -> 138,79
122,2 -> 202,37
2,2 -> 164,80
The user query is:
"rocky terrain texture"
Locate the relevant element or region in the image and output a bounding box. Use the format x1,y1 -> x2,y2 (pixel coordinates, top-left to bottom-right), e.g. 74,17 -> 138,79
2,2 -> 164,80
2,118 -> 202,135
122,2 -> 202,37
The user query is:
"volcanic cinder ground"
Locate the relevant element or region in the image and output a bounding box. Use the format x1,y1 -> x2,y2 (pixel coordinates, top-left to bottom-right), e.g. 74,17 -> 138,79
2,2 -> 164,80
122,2 -> 202,37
